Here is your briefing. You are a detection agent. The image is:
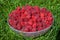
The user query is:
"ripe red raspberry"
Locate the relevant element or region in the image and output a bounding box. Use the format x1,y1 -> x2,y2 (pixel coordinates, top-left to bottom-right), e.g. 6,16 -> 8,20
21,6 -> 25,13
33,6 -> 40,14
25,5 -> 32,10
28,19 -> 33,26
16,23 -> 22,30
37,27 -> 42,31
16,6 -> 20,10
9,19 -> 17,28
32,23 -> 37,28
41,8 -> 47,13
31,28 -> 36,32
40,13 -> 44,18
9,5 -> 53,32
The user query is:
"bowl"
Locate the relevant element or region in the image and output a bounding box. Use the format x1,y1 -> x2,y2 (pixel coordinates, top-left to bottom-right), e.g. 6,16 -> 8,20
8,7 -> 54,37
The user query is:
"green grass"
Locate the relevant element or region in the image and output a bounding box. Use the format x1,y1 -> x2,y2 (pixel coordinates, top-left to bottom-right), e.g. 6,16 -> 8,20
0,0 -> 60,40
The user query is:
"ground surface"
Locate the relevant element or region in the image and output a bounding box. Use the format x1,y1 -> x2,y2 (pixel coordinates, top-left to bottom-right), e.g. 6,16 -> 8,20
0,0 -> 60,40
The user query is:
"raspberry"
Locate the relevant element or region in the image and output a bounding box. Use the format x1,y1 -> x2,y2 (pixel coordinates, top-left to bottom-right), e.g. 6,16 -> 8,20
32,23 -> 36,28
25,5 -> 32,10
41,8 -> 47,13
21,6 -> 25,13
16,6 -> 20,10
37,27 -> 42,31
9,5 -> 53,32
16,23 -> 22,30
31,28 -> 36,32
28,19 -> 33,26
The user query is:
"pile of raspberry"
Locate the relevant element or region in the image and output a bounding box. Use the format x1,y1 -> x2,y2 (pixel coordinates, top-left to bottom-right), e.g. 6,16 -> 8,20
9,5 -> 53,32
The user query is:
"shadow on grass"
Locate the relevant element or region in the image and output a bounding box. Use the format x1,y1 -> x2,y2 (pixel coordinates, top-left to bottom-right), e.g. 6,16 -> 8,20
56,29 -> 60,40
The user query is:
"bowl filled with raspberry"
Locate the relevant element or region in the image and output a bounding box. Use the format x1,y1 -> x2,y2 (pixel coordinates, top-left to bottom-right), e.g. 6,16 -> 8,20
8,5 -> 54,37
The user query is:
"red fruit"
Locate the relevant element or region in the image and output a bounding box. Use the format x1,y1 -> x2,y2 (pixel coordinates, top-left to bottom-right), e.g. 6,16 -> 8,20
9,19 -> 14,25
37,27 -> 42,31
21,15 -> 25,19
12,12 -> 17,17
21,6 -> 25,13
34,6 -> 40,9
31,28 -> 36,32
33,6 -> 40,13
16,6 -> 20,10
22,18 -> 29,22
37,23 -> 42,27
32,16 -> 36,20
24,11 -> 31,19
32,23 -> 36,28
40,13 -> 44,18
24,22 -> 28,25
49,21 -> 52,25
25,5 -> 32,10
45,21 -> 49,25
26,15 -> 31,19
20,22 -> 25,26
28,19 -> 33,25
9,13 -> 12,17
31,9 -> 36,14
47,11 -> 52,16
9,5 -> 53,32
28,27 -> 32,32
16,23 -> 22,30
41,8 -> 47,13
16,11 -> 21,16
21,14 -> 27,18
9,19 -> 17,28
24,11 -> 28,14
37,18 -> 42,22
47,17 -> 53,21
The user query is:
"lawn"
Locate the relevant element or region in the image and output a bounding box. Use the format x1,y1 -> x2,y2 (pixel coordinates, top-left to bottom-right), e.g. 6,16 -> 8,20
0,0 -> 60,40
